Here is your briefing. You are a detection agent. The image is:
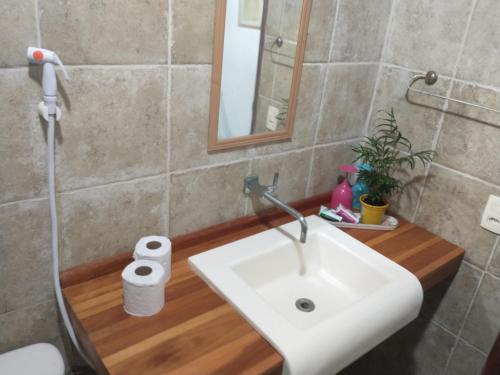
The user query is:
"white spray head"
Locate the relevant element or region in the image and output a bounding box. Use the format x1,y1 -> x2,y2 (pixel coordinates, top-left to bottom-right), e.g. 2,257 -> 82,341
27,47 -> 69,115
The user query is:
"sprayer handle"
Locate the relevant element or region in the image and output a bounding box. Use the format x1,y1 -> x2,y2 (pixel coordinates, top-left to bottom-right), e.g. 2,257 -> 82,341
54,54 -> 69,81
26,47 -> 69,80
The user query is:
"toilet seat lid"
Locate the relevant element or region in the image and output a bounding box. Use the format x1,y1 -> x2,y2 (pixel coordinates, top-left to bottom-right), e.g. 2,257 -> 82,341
0,343 -> 65,375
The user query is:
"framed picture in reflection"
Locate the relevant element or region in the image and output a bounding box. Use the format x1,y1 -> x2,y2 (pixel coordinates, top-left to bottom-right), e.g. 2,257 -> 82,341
238,0 -> 264,28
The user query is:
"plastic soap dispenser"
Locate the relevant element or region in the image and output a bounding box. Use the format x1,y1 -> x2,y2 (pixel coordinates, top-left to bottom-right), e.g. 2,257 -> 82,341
330,165 -> 357,210
351,163 -> 372,211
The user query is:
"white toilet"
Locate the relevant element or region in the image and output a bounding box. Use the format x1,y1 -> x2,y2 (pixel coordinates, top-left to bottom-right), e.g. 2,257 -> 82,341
0,343 -> 65,375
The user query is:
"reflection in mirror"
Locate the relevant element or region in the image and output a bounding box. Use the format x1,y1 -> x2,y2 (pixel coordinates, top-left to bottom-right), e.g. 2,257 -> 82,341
209,0 -> 312,151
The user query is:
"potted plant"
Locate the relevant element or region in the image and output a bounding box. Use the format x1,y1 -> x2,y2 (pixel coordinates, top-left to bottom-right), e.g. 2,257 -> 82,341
352,109 -> 434,224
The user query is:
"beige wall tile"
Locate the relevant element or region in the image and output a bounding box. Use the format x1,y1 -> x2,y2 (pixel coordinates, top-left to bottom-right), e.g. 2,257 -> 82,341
488,239 -> 500,278
462,274 -> 500,354
447,339 -> 487,375
169,162 -> 249,236
308,142 -> 357,197
170,64 -> 325,171
342,317 -> 456,375
273,65 -> 294,103
331,0 -> 391,63
389,162 -> 427,221
386,319 -> 456,375
265,0 -> 285,37
436,82 -> 500,186
304,0 -> 337,63
60,176 -> 166,269
0,0 -> 38,67
170,66 -> 253,171
457,0 -> 500,87
384,0 -> 473,75
172,0 -> 215,64
421,262 -> 482,335
55,67 -> 167,191
39,0 -> 168,64
0,69 -> 48,204
0,300 -> 61,353
317,64 -> 378,144
280,0 -> 302,42
415,165 -> 499,269
0,199 -> 53,312
252,63 -> 327,156
247,149 -> 312,214
369,66 -> 449,152
258,51 -> 275,98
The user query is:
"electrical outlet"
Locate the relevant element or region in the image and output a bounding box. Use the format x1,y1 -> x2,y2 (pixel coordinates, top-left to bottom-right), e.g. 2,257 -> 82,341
266,105 -> 280,131
481,195 -> 500,235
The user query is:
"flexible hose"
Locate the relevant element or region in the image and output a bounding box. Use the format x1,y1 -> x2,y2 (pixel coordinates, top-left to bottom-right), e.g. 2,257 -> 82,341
48,115 -> 94,368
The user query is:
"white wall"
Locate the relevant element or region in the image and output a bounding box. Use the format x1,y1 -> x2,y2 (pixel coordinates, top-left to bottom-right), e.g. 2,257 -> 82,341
218,0 -> 261,138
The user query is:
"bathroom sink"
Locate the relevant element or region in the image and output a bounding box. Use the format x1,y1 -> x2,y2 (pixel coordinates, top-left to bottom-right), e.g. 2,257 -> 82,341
189,215 -> 423,375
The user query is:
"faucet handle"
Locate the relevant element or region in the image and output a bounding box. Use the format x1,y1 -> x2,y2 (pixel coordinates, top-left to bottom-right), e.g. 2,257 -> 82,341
270,172 -> 279,194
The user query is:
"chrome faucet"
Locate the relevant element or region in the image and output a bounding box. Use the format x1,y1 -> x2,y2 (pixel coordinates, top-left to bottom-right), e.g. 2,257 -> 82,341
244,173 -> 308,243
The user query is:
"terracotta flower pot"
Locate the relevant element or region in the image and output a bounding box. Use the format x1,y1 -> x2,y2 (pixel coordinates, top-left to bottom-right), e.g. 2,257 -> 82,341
360,194 -> 389,225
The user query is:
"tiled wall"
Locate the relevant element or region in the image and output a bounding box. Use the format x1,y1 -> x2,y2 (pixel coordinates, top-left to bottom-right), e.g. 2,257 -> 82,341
254,0 -> 299,134
0,0 -> 391,362
343,0 -> 500,374
4,1 -> 496,373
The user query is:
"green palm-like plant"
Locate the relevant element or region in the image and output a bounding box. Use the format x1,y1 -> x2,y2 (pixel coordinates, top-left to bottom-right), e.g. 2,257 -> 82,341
352,109 -> 434,206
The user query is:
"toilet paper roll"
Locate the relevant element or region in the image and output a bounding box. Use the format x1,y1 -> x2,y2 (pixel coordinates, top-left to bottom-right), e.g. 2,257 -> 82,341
134,236 -> 172,282
122,260 -> 166,317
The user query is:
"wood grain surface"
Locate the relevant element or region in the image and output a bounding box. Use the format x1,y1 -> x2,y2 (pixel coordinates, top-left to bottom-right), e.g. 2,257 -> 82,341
62,193 -> 464,375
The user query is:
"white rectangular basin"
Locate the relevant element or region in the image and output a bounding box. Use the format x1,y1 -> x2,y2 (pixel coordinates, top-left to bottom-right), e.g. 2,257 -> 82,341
189,215 -> 423,375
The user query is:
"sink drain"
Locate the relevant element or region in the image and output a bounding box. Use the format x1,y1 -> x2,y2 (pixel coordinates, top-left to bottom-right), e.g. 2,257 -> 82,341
295,298 -> 315,312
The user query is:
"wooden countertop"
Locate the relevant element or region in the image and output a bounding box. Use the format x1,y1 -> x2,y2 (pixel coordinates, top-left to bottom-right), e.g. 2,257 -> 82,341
62,193 -> 464,375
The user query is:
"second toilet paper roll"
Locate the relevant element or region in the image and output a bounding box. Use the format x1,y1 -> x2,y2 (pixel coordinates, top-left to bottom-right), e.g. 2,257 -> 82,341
134,235 -> 172,282
122,260 -> 166,317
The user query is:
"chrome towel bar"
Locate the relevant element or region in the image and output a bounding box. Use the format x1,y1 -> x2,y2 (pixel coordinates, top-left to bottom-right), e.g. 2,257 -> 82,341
407,71 -> 500,115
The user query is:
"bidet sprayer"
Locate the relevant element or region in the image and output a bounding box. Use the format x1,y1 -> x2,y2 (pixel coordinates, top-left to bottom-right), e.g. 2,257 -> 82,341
27,47 -> 69,118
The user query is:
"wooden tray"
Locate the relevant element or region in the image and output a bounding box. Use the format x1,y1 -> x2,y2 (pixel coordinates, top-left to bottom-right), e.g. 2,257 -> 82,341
321,214 -> 399,231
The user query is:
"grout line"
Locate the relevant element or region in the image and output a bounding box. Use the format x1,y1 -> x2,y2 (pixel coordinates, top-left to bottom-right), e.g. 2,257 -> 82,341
34,0 -> 42,47
2,139 -> 364,211
484,236 -> 499,273
330,61 -> 380,66
362,0 -> 397,138
0,195 -> 48,209
171,145 -> 314,176
444,269 -> 485,372
429,319 -> 460,341
0,63 -> 214,70
455,337 -> 489,356
305,2 -> 341,196
0,297 -> 56,318
0,61 -> 497,97
378,0 -> 397,66
313,137 -> 363,149
413,156 -> 500,226
411,0 -> 480,224
57,173 -> 168,196
164,0 -> 173,235
170,139 -> 363,178
327,0 -> 342,63
243,159 -> 253,216
430,162 -> 500,190
445,207 -> 495,372
362,63 -> 382,136
462,259 -> 487,274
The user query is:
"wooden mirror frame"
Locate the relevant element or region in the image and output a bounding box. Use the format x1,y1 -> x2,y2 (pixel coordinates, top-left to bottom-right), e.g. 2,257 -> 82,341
208,0 -> 313,152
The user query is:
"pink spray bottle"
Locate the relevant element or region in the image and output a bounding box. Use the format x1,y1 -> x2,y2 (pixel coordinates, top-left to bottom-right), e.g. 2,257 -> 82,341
330,165 -> 357,210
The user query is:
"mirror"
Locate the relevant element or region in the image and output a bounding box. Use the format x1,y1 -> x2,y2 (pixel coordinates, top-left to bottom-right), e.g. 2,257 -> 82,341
208,0 -> 312,151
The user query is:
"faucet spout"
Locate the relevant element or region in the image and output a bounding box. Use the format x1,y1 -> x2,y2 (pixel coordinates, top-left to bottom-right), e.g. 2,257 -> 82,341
262,192 -> 307,243
244,175 -> 308,243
